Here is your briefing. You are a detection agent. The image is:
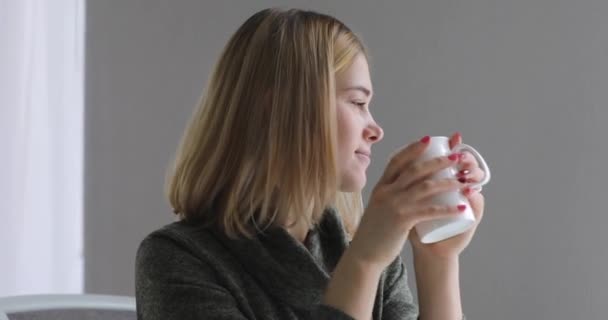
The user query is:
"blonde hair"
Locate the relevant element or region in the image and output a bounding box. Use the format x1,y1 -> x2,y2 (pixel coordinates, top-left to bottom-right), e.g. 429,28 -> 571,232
166,8 -> 367,239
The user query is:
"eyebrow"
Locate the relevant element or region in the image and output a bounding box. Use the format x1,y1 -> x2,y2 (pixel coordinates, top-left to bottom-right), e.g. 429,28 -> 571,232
343,85 -> 373,97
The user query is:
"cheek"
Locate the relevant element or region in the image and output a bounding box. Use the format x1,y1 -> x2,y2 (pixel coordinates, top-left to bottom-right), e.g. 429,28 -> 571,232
336,103 -> 348,133
336,105 -> 358,143
337,121 -> 362,170
335,106 -> 351,165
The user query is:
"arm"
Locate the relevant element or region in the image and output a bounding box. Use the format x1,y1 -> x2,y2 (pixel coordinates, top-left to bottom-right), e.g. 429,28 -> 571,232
414,251 -> 463,320
324,250 -> 422,320
326,133 -> 478,320
322,248 -> 384,319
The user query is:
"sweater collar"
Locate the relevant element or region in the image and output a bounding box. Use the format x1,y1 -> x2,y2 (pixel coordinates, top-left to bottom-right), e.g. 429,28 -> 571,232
211,207 -> 350,310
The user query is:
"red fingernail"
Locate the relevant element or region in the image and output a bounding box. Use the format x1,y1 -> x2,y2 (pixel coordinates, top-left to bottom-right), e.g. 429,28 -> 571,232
420,136 -> 431,144
457,169 -> 470,177
457,204 -> 467,211
448,153 -> 460,161
458,177 -> 467,183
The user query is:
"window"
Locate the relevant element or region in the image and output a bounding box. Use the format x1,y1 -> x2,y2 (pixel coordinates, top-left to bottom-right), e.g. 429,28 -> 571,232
0,0 -> 84,295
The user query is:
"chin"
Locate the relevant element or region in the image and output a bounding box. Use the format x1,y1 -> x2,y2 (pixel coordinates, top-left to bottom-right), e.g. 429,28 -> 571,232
338,174 -> 366,192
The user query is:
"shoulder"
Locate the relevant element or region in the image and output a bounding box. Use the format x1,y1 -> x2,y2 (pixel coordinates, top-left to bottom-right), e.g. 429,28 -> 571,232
138,219 -> 215,247
138,220 -> 212,255
135,220 -> 227,277
135,221 -> 257,319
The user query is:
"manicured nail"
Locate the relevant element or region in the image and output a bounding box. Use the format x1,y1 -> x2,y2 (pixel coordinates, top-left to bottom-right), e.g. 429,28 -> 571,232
420,136 -> 431,144
457,169 -> 470,177
457,204 -> 467,212
448,153 -> 461,161
458,177 -> 467,183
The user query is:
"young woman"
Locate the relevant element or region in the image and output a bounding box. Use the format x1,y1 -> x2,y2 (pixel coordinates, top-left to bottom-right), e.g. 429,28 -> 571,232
136,8 -> 484,320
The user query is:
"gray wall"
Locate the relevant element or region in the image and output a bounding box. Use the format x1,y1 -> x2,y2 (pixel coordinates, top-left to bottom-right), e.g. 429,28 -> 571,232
85,0 -> 608,318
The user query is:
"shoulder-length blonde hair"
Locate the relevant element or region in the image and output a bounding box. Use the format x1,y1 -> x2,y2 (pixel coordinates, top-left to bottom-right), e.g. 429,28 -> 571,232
167,8 -> 367,239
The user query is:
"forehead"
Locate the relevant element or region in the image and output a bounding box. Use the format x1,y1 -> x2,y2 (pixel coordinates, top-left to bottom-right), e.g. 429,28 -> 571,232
336,54 -> 373,95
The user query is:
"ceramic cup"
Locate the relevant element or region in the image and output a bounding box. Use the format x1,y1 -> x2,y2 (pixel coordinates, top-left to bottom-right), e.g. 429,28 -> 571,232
414,136 -> 491,243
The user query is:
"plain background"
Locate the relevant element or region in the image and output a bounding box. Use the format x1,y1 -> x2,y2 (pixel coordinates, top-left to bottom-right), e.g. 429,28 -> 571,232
85,0 -> 608,318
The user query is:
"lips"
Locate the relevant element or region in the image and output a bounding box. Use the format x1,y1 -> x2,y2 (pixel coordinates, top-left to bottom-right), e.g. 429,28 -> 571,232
355,150 -> 371,165
355,150 -> 371,157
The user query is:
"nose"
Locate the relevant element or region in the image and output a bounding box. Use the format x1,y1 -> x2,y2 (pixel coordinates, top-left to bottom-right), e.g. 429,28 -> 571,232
364,120 -> 384,143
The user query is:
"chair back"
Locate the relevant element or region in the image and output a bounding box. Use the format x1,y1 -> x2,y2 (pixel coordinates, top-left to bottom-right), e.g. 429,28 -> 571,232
0,294 -> 136,320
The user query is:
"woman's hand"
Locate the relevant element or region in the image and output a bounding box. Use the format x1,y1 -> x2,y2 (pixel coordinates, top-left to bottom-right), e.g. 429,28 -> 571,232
409,133 -> 486,259
348,133 -> 468,270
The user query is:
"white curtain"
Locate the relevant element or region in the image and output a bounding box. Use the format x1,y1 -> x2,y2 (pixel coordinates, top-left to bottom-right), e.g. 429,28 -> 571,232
0,0 -> 84,296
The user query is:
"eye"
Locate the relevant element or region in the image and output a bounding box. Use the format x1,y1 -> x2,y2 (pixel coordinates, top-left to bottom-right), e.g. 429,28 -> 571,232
351,101 -> 367,109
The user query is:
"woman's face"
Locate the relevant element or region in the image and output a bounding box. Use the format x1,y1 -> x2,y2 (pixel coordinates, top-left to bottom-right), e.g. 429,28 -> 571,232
335,54 -> 384,192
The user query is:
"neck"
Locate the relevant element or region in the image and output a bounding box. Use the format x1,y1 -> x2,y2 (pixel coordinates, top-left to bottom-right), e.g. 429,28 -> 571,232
284,218 -> 310,243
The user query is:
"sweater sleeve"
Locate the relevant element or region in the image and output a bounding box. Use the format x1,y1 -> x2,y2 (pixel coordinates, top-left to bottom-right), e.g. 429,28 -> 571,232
135,232 -> 357,320
312,305 -> 356,319
381,255 -> 420,320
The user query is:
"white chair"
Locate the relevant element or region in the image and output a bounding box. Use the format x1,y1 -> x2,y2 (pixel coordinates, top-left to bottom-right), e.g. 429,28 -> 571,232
0,294 -> 136,320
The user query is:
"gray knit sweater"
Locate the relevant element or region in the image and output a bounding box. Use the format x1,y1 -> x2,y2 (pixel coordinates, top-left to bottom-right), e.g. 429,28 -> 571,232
135,208 -> 419,319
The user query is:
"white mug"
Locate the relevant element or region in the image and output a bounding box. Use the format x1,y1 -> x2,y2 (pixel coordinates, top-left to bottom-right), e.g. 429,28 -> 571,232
414,136 -> 491,244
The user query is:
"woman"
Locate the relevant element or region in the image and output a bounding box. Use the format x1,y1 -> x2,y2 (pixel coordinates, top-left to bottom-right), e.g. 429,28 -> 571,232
136,8 -> 485,320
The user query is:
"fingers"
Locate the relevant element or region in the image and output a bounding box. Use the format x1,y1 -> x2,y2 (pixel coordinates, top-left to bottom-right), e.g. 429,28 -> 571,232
449,132 -> 462,149
466,192 -> 485,221
457,167 -> 485,184
457,152 -> 476,170
404,178 -> 464,202
405,203 -> 466,226
394,153 -> 462,189
381,133 -> 465,187
461,184 -> 485,224
456,152 -> 489,184
379,137 -> 430,185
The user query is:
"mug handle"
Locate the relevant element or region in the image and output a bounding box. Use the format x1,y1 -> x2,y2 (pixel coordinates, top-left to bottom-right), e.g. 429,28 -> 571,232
452,143 -> 491,189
